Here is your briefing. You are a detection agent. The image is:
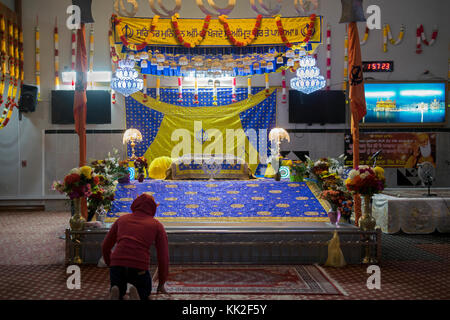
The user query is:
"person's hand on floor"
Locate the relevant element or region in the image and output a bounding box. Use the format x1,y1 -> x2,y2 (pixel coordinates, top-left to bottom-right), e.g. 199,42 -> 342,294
157,283 -> 169,294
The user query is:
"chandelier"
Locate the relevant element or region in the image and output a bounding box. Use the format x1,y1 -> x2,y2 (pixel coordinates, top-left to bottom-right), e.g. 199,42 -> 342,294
111,59 -> 144,97
290,55 -> 326,94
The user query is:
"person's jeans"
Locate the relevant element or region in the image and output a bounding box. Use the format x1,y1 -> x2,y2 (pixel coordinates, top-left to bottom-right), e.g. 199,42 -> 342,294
109,266 -> 152,300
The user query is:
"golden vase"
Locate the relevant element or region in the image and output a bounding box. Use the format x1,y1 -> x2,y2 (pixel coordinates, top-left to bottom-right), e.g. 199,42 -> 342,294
359,194 -> 377,264
359,194 -> 376,231
69,198 -> 86,231
69,198 -> 85,265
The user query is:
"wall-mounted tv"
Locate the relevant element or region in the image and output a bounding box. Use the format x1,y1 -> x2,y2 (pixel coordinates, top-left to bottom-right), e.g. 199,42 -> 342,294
51,90 -> 111,124
362,81 -> 447,126
289,90 -> 346,124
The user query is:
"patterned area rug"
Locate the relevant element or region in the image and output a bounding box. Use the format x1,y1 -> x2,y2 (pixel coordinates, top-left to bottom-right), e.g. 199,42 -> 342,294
107,179 -> 329,223
151,265 -> 346,296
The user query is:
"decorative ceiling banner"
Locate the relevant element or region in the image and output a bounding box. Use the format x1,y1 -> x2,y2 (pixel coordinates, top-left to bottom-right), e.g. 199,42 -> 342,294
250,0 -> 282,17
113,15 -> 322,49
196,0 -> 236,17
114,0 -> 139,17
150,0 -> 182,18
294,0 -> 319,15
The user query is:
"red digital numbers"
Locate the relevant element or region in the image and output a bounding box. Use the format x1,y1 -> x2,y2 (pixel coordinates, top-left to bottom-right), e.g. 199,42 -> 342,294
363,61 -> 393,72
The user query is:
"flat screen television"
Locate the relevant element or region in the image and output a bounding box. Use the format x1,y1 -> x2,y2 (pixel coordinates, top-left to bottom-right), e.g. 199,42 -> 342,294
51,90 -> 111,124
289,90 -> 346,124
362,81 -> 447,126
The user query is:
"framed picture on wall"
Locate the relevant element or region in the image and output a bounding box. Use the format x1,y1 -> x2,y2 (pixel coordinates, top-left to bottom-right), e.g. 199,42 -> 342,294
361,81 -> 448,127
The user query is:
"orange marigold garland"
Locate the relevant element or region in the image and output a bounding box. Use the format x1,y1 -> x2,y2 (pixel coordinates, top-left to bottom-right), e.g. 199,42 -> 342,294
219,14 -> 262,47
172,14 -> 211,48
0,20 -> 16,130
0,15 -> 6,108
275,14 -> 316,48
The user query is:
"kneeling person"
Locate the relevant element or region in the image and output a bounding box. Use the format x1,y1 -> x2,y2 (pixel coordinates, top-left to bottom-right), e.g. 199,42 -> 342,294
102,193 -> 169,300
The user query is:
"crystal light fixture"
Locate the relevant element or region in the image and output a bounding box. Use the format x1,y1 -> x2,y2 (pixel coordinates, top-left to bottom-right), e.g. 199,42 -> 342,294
110,59 -> 144,97
290,55 -> 326,94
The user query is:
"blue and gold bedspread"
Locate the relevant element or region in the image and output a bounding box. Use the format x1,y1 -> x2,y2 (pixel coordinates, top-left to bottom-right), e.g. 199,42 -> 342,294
106,179 -> 329,223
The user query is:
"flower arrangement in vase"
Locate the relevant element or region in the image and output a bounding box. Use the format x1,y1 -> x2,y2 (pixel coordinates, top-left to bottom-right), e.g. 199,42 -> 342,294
52,165 -> 101,230
305,155 -> 347,189
320,190 -> 343,225
117,160 -> 131,183
345,166 -> 386,231
134,156 -> 148,182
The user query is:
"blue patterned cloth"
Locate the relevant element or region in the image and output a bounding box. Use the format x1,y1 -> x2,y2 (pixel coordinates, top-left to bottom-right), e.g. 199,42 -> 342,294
107,179 -> 329,222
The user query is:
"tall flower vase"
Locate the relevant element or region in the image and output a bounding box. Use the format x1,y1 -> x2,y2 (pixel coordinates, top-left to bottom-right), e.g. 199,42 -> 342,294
69,198 -> 85,264
359,195 -> 376,231
359,194 -> 377,264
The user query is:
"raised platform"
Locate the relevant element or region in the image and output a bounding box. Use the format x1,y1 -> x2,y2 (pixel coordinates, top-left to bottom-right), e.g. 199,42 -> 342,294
68,179 -> 380,265
67,221 -> 379,265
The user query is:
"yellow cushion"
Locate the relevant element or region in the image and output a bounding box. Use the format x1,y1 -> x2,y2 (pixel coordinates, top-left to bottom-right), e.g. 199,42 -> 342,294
148,156 -> 173,180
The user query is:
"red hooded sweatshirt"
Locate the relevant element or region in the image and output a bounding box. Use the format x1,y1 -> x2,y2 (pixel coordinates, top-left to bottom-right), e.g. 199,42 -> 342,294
102,194 -> 169,284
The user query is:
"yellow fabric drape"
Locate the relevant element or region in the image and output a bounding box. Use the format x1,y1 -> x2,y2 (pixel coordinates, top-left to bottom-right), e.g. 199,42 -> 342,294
129,88 -> 276,173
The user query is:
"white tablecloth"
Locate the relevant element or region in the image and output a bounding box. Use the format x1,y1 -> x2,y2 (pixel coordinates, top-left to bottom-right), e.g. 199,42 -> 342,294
372,194 -> 450,234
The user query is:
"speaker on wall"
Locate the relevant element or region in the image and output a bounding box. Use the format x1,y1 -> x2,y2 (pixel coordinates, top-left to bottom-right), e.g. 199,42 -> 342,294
18,84 -> 38,113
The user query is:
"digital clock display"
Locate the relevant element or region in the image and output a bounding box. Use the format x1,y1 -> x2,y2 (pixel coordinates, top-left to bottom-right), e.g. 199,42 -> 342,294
363,61 -> 394,72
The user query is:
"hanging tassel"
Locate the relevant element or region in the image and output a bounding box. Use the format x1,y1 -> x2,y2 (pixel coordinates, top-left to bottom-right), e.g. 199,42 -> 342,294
35,16 -> 40,101
142,74 -> 148,102
247,76 -> 252,98
177,77 -> 183,102
71,29 -> 76,88
231,77 -> 237,103
156,76 -> 161,101
420,24 -> 429,45
382,24 -> 388,53
416,24 -> 422,54
212,80 -> 218,106
386,24 -> 405,45
12,23 -> 19,106
360,25 -> 369,45
417,24 -> 438,50
281,69 -> 287,104
54,18 -> 59,90
194,77 -> 199,104
343,31 -> 348,91
326,24 -> 331,90
265,73 -> 270,97
428,26 -> 438,46
324,231 -> 346,268
109,29 -> 119,65
88,25 -> 94,89
18,27 -> 23,98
